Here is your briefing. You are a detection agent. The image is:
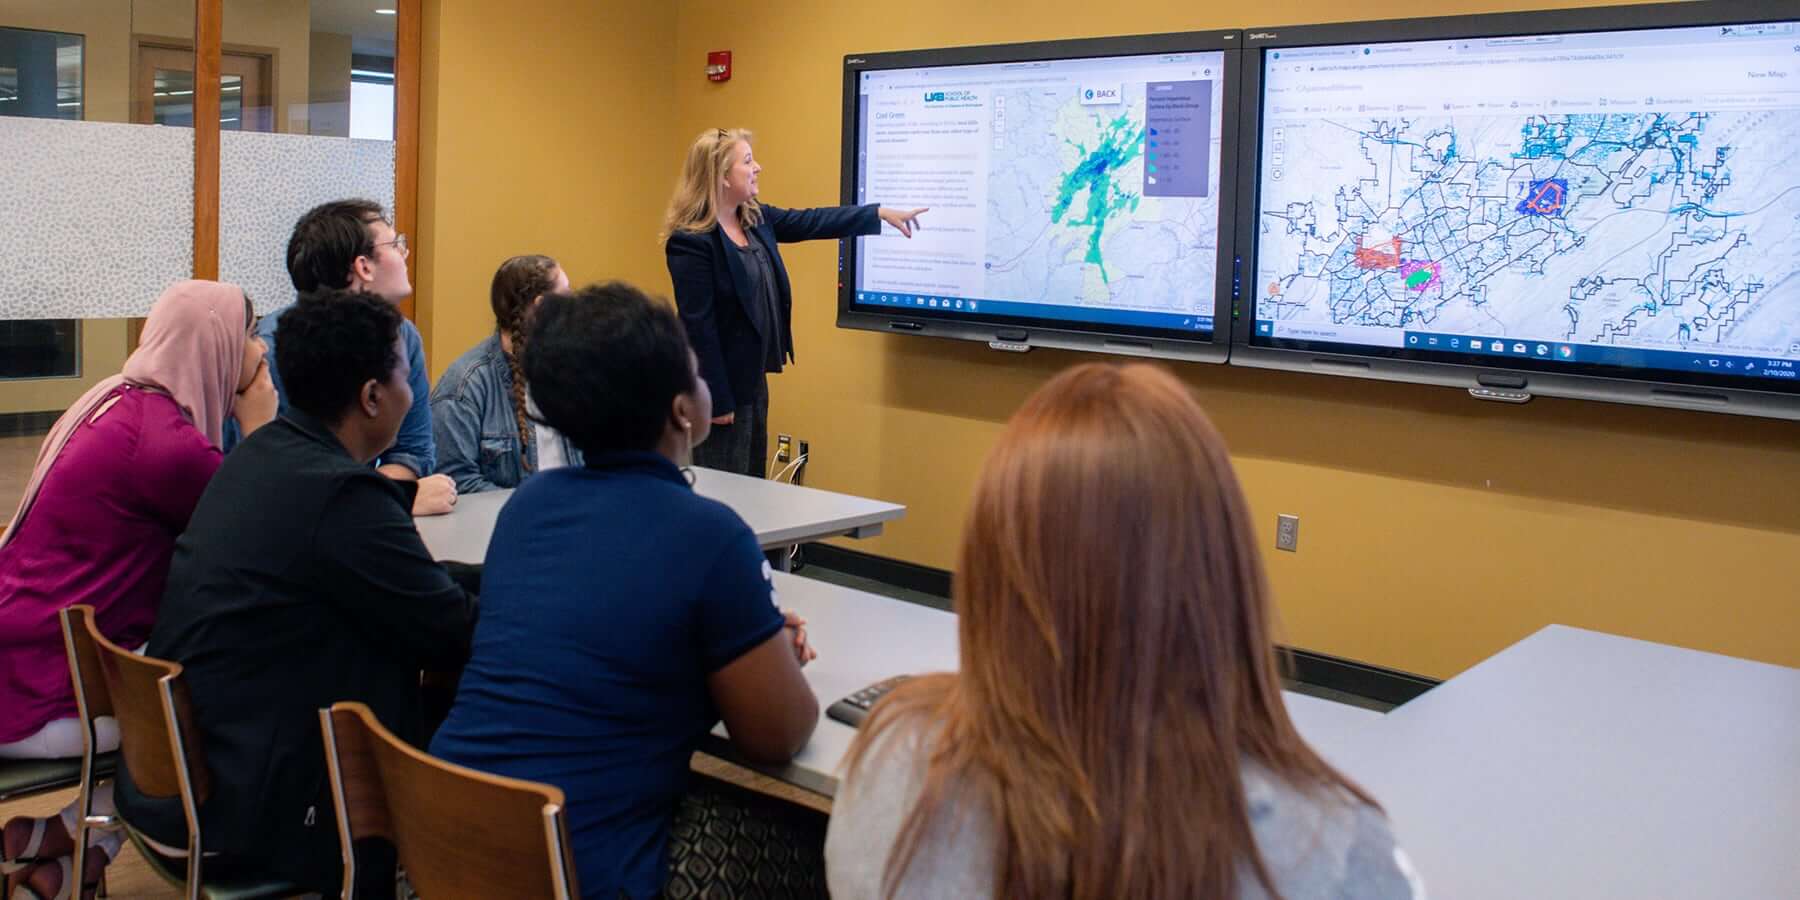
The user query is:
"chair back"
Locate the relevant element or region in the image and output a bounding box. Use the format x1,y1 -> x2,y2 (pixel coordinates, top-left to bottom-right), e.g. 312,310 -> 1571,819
320,702 -> 579,900
66,606 -> 211,807
60,605 -> 114,725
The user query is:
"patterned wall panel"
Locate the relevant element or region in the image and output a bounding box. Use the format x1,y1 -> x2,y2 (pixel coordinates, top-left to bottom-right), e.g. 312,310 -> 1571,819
0,119 -> 194,320
219,131 -> 395,315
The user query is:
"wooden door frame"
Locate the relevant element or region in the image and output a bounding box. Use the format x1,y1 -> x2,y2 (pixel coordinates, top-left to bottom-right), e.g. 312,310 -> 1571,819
183,0 -> 421,316
131,39 -> 277,132
394,0 -> 421,321
194,1 -> 221,281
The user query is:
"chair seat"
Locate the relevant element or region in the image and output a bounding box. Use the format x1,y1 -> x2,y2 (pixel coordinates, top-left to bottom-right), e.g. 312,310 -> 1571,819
123,826 -> 303,900
0,752 -> 119,802
200,877 -> 307,900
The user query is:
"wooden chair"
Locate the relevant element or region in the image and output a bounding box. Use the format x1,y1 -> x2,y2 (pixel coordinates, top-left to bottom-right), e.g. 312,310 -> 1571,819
319,702 -> 579,900
59,605 -> 300,900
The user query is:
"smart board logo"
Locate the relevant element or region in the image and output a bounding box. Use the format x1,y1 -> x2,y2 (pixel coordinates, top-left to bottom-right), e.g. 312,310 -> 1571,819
1079,83 -> 1122,105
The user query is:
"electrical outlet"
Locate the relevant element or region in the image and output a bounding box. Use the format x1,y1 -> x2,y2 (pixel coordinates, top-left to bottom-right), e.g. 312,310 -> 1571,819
775,433 -> 792,464
1276,514 -> 1300,552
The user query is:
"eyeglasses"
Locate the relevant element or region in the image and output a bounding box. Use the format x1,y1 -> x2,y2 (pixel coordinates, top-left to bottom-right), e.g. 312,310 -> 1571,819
374,233 -> 409,258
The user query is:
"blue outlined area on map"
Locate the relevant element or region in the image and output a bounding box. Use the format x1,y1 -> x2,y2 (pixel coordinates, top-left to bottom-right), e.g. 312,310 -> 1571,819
1516,177 -> 1568,217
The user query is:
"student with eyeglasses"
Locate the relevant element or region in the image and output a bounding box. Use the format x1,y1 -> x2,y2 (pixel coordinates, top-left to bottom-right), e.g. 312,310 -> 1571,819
224,198 -> 457,516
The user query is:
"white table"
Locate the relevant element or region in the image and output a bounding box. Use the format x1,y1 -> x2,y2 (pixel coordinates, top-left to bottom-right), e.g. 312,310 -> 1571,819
703,572 -> 1385,797
416,466 -> 905,564
1325,625 -> 1800,899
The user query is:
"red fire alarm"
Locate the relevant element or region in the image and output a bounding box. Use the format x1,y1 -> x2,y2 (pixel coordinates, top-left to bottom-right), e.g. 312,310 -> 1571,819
707,51 -> 732,82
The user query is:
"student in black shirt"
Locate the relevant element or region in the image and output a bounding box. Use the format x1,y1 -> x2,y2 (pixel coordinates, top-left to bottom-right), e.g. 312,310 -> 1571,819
117,290 -> 477,896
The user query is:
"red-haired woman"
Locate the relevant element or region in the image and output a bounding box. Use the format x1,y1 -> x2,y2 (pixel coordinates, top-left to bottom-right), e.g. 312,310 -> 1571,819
826,362 -> 1425,900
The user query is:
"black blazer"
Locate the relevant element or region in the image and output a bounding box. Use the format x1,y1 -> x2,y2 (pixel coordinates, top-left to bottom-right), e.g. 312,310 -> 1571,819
116,410 -> 477,891
666,202 -> 879,411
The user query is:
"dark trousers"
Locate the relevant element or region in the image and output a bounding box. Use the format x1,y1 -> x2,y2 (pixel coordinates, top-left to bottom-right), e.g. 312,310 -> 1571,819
693,374 -> 792,569
693,373 -> 770,479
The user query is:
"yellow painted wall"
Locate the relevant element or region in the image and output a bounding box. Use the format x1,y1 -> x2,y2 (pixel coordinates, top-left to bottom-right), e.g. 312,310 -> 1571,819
416,0 -> 1800,678
415,0 -> 681,379
662,0 -> 1800,678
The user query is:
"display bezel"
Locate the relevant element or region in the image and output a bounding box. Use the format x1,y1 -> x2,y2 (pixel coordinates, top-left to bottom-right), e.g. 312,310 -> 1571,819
1231,1 -> 1800,418
838,31 -> 1242,363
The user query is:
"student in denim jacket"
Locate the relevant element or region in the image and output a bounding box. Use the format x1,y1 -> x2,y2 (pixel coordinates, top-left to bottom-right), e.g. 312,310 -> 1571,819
431,255 -> 582,493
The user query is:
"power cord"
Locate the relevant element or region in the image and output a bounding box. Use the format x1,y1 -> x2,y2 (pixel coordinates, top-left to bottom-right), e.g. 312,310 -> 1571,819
768,453 -> 809,571
770,454 -> 807,485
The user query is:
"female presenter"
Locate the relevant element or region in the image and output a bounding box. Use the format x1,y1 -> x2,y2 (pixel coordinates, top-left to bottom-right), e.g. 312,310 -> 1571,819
662,127 -> 925,476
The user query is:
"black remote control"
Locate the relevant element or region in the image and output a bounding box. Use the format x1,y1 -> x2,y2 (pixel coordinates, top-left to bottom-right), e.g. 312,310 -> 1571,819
826,675 -> 912,728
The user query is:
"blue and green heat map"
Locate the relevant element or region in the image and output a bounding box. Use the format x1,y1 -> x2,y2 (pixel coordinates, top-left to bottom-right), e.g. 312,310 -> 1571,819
982,84 -> 1217,315
1049,111 -> 1142,283
1256,111 -> 1800,359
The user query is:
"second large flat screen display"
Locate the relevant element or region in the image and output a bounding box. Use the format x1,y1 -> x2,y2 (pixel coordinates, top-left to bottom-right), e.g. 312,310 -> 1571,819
1250,17 -> 1800,386
848,43 -> 1229,336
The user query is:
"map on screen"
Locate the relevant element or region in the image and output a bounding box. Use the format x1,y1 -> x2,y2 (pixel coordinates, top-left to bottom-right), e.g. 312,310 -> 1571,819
852,50 -> 1226,333
1253,21 -> 1800,381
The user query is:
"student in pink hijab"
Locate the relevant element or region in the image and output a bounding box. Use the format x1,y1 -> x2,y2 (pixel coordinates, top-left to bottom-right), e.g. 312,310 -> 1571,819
0,280 -> 277,900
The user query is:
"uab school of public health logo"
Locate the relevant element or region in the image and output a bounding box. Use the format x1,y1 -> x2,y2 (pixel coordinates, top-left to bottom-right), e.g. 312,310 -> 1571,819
923,89 -> 979,103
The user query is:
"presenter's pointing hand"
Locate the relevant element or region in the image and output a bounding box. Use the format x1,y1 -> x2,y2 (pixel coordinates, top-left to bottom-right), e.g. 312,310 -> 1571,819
879,207 -> 928,238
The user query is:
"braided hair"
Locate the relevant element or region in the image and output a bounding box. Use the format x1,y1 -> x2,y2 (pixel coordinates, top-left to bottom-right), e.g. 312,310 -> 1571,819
490,255 -> 562,472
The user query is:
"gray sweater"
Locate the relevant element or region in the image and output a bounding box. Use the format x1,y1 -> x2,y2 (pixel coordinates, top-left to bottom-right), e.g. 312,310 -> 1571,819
826,725 -> 1427,899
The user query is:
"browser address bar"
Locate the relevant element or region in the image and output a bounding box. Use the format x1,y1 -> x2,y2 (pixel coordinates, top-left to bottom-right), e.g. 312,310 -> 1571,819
1485,36 -> 1563,47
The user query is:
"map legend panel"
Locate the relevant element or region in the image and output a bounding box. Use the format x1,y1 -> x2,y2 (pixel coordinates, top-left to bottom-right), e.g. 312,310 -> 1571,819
1144,80 -> 1213,198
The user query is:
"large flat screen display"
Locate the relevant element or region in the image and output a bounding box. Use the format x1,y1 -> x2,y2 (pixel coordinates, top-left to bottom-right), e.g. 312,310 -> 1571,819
1236,2 -> 1800,417
839,32 -> 1240,362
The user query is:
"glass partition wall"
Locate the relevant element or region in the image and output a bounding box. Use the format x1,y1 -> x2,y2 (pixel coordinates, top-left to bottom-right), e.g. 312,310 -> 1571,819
0,0 -> 419,522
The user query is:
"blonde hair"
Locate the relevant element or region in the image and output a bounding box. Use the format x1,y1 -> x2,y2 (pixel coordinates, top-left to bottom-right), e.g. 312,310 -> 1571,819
660,127 -> 764,245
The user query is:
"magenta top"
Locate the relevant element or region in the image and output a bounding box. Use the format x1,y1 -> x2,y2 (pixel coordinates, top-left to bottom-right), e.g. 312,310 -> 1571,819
0,386 -> 222,745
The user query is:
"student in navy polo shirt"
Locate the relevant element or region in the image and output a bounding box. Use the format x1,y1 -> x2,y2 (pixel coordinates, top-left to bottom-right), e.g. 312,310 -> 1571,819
430,282 -> 824,900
